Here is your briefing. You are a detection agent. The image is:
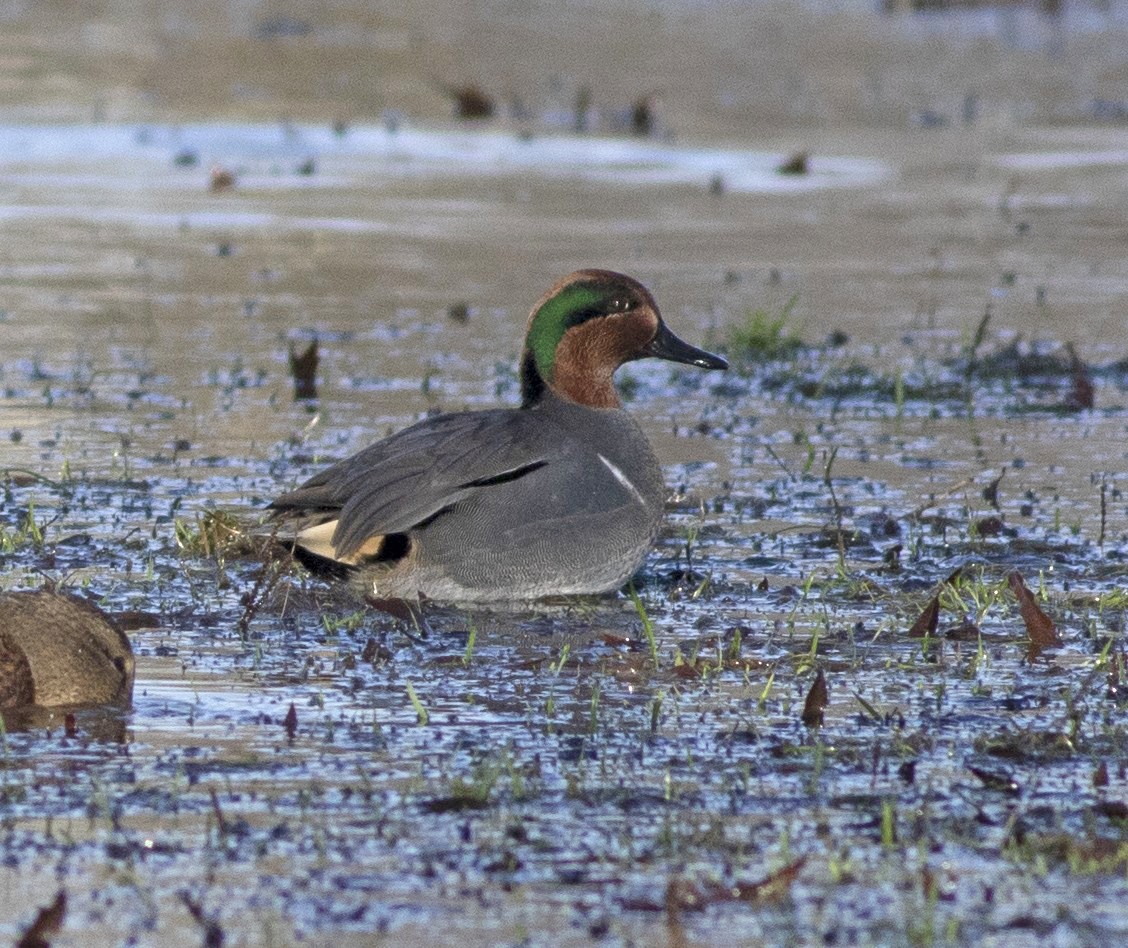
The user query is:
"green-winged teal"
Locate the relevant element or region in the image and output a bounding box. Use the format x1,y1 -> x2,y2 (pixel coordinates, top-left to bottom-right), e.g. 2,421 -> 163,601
0,589 -> 134,710
270,269 -> 727,602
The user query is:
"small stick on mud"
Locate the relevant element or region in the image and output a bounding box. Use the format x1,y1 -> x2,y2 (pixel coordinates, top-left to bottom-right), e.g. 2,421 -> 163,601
236,559 -> 285,640
1099,475 -> 1108,549
823,447 -> 847,568
909,476 -> 977,521
963,304 -> 992,407
209,787 -> 229,837
178,891 -> 225,948
763,443 -> 797,480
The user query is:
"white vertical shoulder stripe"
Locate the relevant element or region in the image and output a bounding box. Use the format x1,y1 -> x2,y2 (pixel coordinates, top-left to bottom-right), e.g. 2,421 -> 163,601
598,453 -> 647,507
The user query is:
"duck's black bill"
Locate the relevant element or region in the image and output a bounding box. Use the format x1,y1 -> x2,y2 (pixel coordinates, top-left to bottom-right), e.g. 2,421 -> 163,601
643,321 -> 728,371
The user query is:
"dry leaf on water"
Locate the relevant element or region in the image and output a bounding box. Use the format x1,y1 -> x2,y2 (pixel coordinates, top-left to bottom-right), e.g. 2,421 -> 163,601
967,763 -> 1021,795
288,339 -> 319,400
909,567 -> 964,638
16,891 -> 66,948
640,857 -> 808,918
1008,571 -> 1063,653
908,595 -> 940,639
983,469 -> 1005,509
1065,342 -> 1094,410
801,669 -> 828,727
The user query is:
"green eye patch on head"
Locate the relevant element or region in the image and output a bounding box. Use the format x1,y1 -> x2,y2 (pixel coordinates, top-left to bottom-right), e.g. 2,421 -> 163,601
525,282 -> 608,380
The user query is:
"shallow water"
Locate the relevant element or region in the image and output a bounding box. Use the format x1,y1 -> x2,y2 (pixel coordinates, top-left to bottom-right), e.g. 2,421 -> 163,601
2,2 -> 1128,946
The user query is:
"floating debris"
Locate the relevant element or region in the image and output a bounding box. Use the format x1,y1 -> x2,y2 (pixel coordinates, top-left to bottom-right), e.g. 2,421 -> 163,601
288,338 -> 319,400
907,594 -> 940,639
573,84 -> 593,133
967,763 -> 1021,795
983,468 -> 1006,509
438,82 -> 495,119
801,668 -> 828,727
629,93 -> 657,137
179,891 -> 225,948
15,890 -> 66,948
209,165 -> 236,192
1008,570 -> 1063,655
1065,342 -> 1094,410
777,151 -> 810,175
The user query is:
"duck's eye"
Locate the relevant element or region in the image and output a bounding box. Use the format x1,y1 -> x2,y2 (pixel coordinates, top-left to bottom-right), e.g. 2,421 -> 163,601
609,298 -> 634,313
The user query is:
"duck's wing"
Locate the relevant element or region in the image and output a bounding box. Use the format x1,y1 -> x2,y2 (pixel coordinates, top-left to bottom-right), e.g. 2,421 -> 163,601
270,408 -> 552,561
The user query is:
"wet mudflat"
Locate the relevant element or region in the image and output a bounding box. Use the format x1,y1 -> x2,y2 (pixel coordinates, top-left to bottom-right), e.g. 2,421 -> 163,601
2,1 -> 1128,945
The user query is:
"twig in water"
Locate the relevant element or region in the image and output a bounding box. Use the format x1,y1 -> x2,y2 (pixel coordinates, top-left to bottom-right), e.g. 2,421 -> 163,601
822,447 -> 846,568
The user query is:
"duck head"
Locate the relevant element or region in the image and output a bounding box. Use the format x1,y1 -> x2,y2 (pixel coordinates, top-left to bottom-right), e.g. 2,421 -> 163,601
520,269 -> 728,408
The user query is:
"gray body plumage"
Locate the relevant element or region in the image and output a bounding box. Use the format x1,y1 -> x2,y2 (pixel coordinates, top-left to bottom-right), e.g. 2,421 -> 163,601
271,392 -> 667,602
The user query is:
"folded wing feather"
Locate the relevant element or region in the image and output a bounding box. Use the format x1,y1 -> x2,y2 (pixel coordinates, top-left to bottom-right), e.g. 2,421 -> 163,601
271,408 -> 553,562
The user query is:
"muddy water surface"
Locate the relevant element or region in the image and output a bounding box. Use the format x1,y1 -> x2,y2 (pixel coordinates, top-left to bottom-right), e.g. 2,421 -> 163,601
2,2 -> 1128,946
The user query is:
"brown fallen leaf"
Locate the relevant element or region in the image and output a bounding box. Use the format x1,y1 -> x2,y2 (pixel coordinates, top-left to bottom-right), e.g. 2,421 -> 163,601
974,515 -> 1006,537
288,339 -> 318,400
777,151 -> 810,175
600,632 -> 636,648
672,662 -> 701,680
16,890 -> 66,948
1093,760 -> 1110,788
910,567 -> 966,636
437,82 -> 495,119
209,165 -> 235,192
983,469 -> 1006,509
661,857 -> 808,915
908,595 -> 940,639
1065,342 -> 1094,410
1008,571 -> 1063,654
801,668 -> 828,727
114,609 -> 163,631
727,856 -> 807,903
967,763 -> 1021,795
630,93 -> 659,137
944,617 -> 982,641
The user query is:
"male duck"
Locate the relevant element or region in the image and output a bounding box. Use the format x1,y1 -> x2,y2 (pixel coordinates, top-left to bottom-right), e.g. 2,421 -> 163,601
270,269 -> 727,602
